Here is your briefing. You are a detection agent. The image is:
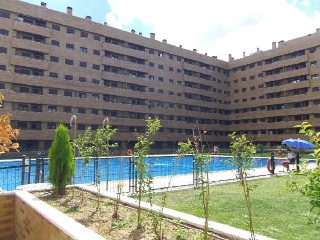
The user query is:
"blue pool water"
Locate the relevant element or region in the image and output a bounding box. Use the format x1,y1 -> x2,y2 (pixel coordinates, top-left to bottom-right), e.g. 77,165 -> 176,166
0,155 -> 275,191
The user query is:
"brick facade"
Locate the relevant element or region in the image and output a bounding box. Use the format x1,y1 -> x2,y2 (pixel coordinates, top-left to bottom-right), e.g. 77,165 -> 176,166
0,0 -> 319,151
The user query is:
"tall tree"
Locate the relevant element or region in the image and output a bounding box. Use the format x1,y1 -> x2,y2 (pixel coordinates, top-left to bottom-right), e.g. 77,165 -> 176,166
48,123 -> 75,194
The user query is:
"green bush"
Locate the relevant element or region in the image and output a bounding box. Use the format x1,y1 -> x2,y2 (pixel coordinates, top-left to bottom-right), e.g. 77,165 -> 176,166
48,123 -> 75,194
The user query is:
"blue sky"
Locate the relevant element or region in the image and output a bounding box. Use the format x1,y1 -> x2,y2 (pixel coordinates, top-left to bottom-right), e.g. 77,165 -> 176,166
22,0 -> 320,60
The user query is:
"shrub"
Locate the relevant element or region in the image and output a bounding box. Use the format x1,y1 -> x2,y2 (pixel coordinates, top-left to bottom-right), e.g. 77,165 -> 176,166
48,123 -> 75,194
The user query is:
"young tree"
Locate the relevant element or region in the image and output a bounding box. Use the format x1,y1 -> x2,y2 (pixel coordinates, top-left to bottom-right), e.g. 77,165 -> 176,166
133,117 -> 161,229
287,122 -> 320,224
92,124 -> 117,209
73,127 -> 93,204
48,123 -> 75,194
177,125 -> 212,239
227,132 -> 257,240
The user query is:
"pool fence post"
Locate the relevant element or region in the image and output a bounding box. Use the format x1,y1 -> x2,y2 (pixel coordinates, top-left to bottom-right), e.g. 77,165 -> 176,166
102,117 -> 109,191
21,155 -> 26,186
70,115 -> 77,185
193,155 -> 199,188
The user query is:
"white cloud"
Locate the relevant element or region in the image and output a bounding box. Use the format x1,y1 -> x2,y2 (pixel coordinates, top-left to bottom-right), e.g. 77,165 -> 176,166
105,0 -> 320,60
301,0 -> 310,7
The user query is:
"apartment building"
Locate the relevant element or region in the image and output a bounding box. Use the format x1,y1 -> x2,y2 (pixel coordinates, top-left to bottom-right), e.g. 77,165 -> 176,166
0,0 -> 319,151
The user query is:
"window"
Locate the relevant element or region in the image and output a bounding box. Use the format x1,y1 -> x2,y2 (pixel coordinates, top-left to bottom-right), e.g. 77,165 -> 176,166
177,57 -> 181,62
169,67 -> 173,72
48,89 -> 58,95
0,29 -> 9,36
312,74 -> 319,79
242,88 -> 246,92
80,61 -> 87,67
48,105 -> 57,112
149,62 -> 154,67
50,56 -> 59,62
0,65 -> 6,71
78,108 -> 86,114
241,66 -> 246,71
93,49 -> 100,55
177,81 -> 181,85
257,61 -> 263,66
51,40 -> 59,47
79,77 -> 86,82
158,89 -> 163,94
158,52 -> 163,57
149,49 -> 154,55
310,47 -> 316,53
177,69 -> 182,74
52,24 -> 60,31
78,92 -> 86,98
93,64 -> 100,70
66,43 -> 74,50
65,59 -> 73,65
169,54 -> 173,60
67,27 -> 75,34
80,47 -> 87,53
311,61 -> 317,66
169,91 -> 174,95
169,79 -> 173,84
312,87 -> 320,92
149,88 -> 154,92
258,73 -> 263,77
63,106 -> 72,113
241,77 -> 246,82
47,123 -> 56,129
0,10 -> 10,19
92,79 -> 99,84
158,77 -> 163,82
64,91 -> 72,97
91,109 -> 99,115
149,75 -> 154,80
158,65 -> 163,69
94,35 -> 101,41
78,124 -> 85,130
65,75 -> 73,80
81,31 -> 88,38
177,92 -> 182,97
250,75 -> 255,80
92,94 -> 99,100
49,72 -> 58,78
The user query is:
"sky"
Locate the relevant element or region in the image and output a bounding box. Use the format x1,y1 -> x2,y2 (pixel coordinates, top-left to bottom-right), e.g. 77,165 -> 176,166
22,0 -> 320,60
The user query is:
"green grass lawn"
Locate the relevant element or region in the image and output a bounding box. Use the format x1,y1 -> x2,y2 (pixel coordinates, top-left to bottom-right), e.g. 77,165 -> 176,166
146,175 -> 319,240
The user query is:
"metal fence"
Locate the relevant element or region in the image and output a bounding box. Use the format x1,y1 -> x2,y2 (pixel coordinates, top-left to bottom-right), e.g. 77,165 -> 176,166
0,155 -> 270,193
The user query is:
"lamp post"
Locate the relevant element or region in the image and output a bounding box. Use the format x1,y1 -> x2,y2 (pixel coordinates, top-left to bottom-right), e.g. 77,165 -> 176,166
103,117 -> 110,191
70,115 -> 77,185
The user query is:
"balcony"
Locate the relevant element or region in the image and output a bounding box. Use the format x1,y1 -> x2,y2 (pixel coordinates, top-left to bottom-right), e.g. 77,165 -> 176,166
11,55 -> 48,70
13,20 -> 50,38
103,42 -> 148,60
12,37 -> 49,53
103,57 -> 148,73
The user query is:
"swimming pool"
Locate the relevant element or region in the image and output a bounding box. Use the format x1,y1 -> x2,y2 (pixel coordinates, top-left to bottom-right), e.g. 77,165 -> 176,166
0,155 -> 276,191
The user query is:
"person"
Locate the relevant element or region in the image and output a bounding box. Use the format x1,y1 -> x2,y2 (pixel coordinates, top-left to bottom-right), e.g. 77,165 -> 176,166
214,145 -> 219,155
270,152 -> 275,174
281,148 -> 296,172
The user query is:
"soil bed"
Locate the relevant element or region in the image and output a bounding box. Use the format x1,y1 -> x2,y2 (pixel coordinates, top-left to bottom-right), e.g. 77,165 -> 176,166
32,188 -> 228,240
